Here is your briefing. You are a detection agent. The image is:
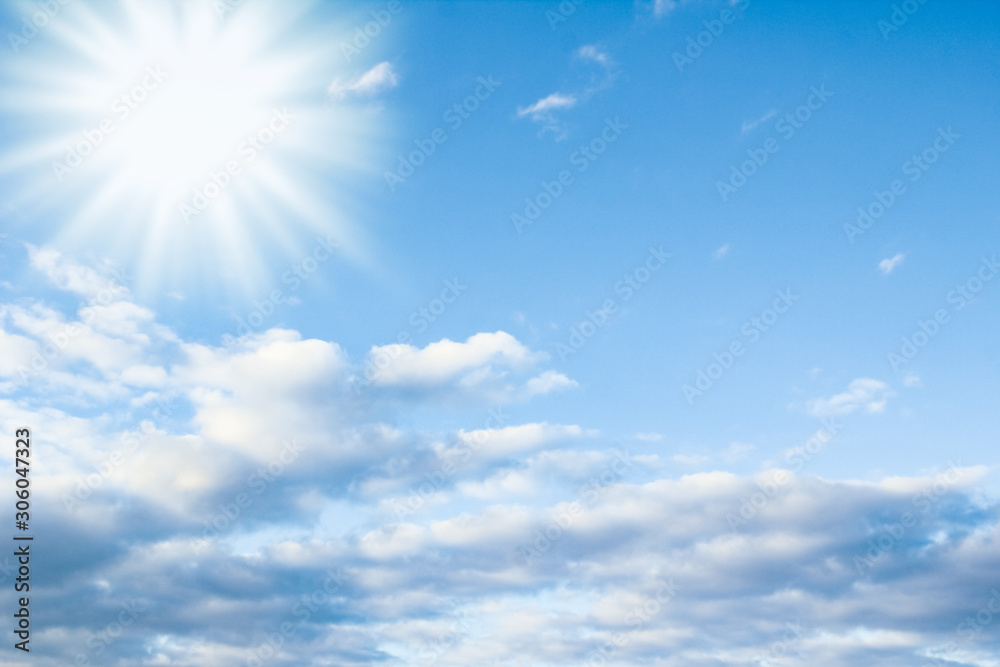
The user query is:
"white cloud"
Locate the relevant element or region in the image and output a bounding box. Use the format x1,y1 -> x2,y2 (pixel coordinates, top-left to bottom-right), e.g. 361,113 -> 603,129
879,253 -> 906,274
806,378 -> 894,417
517,92 -> 577,120
327,61 -> 399,99
6,247 -> 998,667
653,0 -> 679,16
714,243 -> 730,259
27,244 -> 129,300
523,370 -> 577,397
517,46 -> 616,138
454,422 -> 594,458
576,44 -> 610,67
364,331 -> 545,387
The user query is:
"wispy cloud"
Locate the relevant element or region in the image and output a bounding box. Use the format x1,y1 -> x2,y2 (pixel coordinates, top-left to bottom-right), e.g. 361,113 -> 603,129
653,0 -> 679,16
516,44 -> 617,138
879,253 -> 906,274
576,44 -> 611,67
741,108 -> 777,134
327,61 -> 399,99
714,243 -> 730,259
516,92 -> 577,121
807,378 -> 894,417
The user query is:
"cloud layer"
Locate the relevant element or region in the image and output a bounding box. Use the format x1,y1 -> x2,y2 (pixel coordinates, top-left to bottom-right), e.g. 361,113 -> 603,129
1,249 -> 998,667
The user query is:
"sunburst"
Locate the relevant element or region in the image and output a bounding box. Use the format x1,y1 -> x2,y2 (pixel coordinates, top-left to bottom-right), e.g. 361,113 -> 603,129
0,0 -> 382,298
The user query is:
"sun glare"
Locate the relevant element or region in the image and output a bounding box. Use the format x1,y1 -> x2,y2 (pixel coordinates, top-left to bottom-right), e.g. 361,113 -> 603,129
0,0 -> 377,297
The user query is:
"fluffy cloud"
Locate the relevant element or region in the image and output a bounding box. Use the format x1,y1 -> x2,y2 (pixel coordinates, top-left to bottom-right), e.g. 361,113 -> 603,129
359,331 -> 560,404
2,248 -> 998,667
807,378 -> 894,417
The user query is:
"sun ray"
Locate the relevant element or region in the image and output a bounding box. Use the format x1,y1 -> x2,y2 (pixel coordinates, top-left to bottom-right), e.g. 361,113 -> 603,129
0,0 -> 384,302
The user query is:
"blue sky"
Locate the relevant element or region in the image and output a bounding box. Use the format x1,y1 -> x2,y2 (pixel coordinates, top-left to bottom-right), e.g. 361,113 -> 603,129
1,0 -> 999,665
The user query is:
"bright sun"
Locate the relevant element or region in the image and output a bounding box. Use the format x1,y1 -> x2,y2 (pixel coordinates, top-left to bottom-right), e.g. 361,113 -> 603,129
0,0 -> 376,296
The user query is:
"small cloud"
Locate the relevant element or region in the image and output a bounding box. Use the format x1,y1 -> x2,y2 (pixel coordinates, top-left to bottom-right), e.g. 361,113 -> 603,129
723,441 -> 754,462
741,109 -> 777,135
327,62 -> 399,99
653,0 -> 679,16
523,370 -> 578,397
576,44 -> 611,67
879,253 -> 905,275
516,92 -> 577,121
808,367 -> 822,380
903,374 -> 922,387
713,243 -> 730,260
634,432 -> 663,442
807,378 -> 894,417
166,291 -> 185,301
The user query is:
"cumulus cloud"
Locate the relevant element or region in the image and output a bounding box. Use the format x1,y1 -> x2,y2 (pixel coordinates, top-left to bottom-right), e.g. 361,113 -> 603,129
3,248 -> 998,667
453,422 -> 596,458
361,331 -> 551,401
523,370 -> 577,397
